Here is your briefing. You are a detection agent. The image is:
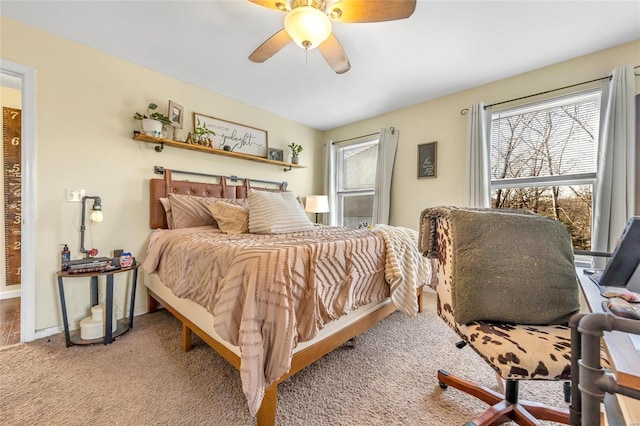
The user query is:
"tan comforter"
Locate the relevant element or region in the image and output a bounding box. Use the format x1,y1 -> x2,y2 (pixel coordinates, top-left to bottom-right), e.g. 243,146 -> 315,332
142,224 -> 430,415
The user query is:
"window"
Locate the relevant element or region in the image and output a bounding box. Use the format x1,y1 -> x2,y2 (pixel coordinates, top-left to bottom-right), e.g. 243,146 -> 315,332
490,90 -> 601,250
336,138 -> 378,227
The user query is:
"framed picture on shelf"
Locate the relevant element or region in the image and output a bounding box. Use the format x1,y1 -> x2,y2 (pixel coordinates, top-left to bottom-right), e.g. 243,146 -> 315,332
268,148 -> 283,162
193,113 -> 268,158
417,141 -> 437,178
168,100 -> 184,129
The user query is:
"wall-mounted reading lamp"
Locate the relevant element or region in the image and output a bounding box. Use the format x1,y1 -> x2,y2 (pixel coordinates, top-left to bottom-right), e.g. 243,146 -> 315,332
80,195 -> 103,258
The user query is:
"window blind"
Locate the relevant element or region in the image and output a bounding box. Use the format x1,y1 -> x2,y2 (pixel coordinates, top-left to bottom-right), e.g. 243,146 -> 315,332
491,90 -> 601,183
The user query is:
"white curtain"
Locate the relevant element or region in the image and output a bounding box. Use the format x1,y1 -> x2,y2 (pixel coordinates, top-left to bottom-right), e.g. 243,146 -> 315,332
323,140 -> 338,226
592,65 -> 636,260
465,103 -> 492,207
372,127 -> 398,225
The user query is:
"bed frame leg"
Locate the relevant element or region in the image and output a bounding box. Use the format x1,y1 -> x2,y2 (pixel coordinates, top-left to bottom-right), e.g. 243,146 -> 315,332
256,384 -> 277,426
417,286 -> 425,313
182,323 -> 192,352
148,293 -> 160,313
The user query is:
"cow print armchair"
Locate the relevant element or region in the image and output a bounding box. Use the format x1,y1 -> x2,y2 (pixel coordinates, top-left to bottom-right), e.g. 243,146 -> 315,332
418,206 -> 579,425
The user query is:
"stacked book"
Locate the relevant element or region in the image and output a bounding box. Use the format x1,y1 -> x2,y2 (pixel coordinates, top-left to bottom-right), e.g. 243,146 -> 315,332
63,257 -> 112,274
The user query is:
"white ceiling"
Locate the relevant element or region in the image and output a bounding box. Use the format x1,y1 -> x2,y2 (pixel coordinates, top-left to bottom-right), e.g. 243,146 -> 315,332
2,1 -> 639,131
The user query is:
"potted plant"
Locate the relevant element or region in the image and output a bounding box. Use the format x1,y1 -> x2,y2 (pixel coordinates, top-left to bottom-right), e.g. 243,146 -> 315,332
194,117 -> 216,147
288,142 -> 303,164
133,103 -> 171,138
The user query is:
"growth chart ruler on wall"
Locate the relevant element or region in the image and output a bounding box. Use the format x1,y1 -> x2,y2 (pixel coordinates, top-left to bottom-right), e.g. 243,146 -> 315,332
3,107 -> 21,286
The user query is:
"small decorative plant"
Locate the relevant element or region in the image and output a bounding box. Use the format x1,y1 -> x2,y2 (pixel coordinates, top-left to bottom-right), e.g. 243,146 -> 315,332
133,103 -> 171,126
287,142 -> 303,157
194,117 -> 216,147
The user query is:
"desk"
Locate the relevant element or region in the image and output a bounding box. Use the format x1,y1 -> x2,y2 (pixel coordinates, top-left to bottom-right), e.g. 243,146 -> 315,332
57,263 -> 139,347
575,268 -> 640,425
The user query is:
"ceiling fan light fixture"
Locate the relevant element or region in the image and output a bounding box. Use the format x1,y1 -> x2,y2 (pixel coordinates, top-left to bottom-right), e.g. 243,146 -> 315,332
284,6 -> 331,50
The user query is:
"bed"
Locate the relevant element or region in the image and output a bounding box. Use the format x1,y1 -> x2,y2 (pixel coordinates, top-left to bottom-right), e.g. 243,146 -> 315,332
141,168 -> 432,425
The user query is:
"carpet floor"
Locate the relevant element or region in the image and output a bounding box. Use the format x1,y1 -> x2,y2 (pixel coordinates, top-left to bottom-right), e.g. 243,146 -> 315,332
0,292 -> 568,425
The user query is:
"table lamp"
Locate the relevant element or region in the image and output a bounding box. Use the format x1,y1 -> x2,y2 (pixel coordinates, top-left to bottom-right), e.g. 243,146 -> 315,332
305,195 -> 329,224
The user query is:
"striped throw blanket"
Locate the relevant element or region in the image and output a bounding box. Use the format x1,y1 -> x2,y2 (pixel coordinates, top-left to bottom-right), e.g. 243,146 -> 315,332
373,224 -> 432,317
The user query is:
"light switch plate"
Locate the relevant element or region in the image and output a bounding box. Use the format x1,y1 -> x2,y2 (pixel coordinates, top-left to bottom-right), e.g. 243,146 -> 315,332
66,188 -> 85,202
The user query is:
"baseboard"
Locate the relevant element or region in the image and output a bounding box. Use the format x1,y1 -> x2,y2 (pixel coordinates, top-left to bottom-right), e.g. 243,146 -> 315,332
33,308 -> 149,341
35,325 -> 64,340
0,289 -> 21,300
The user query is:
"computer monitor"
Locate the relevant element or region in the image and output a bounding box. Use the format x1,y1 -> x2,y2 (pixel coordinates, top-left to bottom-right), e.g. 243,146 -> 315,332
596,216 -> 640,288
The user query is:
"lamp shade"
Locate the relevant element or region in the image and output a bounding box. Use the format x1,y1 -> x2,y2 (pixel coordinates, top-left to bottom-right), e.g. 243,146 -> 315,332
284,6 -> 332,50
305,195 -> 329,213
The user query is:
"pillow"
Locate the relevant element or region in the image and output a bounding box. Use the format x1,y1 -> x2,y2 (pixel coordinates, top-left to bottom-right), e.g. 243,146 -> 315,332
159,197 -> 174,229
248,190 -> 314,234
168,193 -> 249,229
449,209 -> 579,325
208,202 -> 249,234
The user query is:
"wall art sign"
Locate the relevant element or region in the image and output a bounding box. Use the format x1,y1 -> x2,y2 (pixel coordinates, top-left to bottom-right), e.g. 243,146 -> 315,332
193,113 -> 268,158
418,141 -> 437,178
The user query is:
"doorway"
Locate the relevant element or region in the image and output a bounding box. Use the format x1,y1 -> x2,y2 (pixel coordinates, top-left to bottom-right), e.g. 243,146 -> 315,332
0,60 -> 36,343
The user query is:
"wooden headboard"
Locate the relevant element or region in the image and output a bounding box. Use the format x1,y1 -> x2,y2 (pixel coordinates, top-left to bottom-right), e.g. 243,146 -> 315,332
149,168 -> 288,229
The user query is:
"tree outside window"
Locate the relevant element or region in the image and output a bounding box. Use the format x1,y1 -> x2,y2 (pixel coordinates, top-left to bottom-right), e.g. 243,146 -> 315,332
490,91 -> 601,250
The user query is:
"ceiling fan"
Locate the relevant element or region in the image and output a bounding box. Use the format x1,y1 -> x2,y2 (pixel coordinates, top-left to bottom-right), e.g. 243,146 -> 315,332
248,0 -> 416,74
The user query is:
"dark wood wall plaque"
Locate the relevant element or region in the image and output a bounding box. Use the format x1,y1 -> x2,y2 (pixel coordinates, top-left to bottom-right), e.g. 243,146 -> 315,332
3,107 -> 21,286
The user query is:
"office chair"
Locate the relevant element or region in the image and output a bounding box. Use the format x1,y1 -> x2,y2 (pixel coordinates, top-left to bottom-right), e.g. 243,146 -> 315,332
419,206 -> 579,425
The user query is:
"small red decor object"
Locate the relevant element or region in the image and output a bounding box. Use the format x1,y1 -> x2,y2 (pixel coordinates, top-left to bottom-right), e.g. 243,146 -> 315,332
120,252 -> 133,268
88,248 -> 99,257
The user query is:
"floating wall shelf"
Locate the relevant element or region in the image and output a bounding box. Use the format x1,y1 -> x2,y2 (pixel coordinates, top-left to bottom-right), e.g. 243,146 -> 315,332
132,133 -> 306,171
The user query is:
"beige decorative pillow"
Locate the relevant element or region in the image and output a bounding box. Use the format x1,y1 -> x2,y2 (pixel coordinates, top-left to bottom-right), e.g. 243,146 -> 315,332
208,202 -> 249,234
168,194 -> 249,229
248,190 -> 313,234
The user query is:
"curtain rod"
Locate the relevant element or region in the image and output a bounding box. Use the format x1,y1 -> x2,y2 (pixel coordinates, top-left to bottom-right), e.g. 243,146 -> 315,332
460,65 -> 640,115
331,131 -> 381,145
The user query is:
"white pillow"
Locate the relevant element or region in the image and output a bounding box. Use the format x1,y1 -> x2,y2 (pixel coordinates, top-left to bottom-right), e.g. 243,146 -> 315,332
248,190 -> 313,234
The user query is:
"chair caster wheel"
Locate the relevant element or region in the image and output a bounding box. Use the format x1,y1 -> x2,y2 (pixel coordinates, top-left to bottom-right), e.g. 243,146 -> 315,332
439,381 -> 448,389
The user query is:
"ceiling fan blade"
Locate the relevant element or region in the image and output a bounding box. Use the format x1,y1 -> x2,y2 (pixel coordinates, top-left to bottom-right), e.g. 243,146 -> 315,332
249,29 -> 292,63
248,0 -> 290,12
327,0 -> 416,23
317,33 -> 351,74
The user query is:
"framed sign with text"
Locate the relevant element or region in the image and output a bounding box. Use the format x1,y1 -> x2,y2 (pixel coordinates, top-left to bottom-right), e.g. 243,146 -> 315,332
418,141 -> 437,178
193,113 -> 268,158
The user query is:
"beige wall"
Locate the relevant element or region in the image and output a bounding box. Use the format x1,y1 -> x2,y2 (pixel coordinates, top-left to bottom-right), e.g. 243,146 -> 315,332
324,39 -> 640,230
1,17 -> 322,332
0,86 -> 22,295
2,15 -> 639,335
